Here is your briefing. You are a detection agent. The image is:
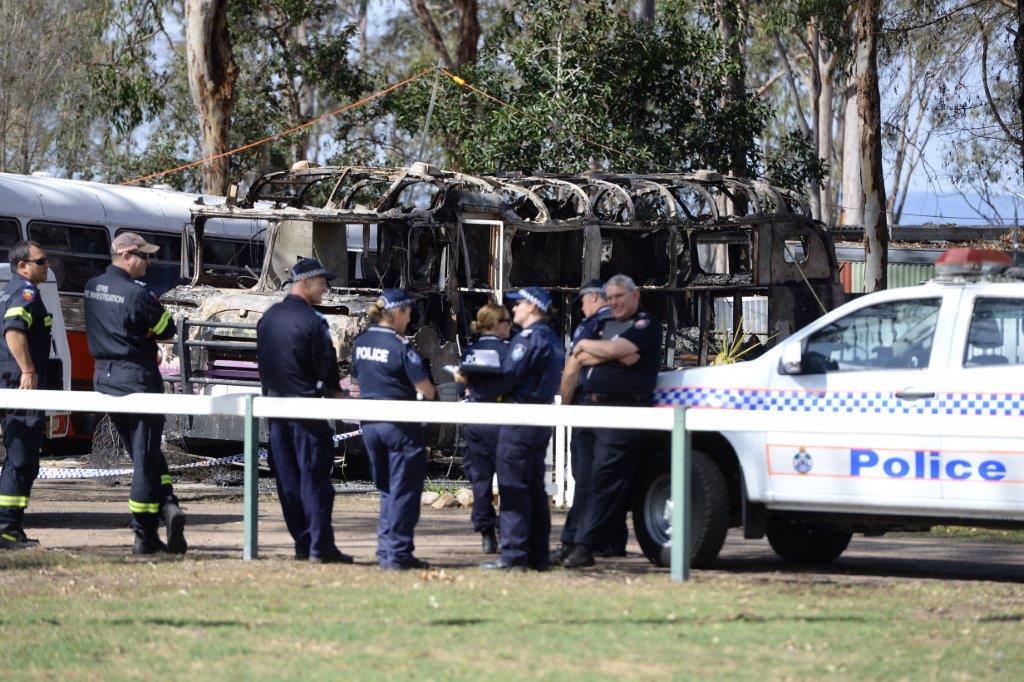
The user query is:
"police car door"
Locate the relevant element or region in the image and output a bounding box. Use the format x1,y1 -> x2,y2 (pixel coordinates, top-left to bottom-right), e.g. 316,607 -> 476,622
765,288 -> 958,514
939,285 -> 1024,519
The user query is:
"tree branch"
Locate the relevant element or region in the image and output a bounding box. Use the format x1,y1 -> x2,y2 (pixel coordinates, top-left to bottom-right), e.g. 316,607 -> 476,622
979,15 -> 1022,145
409,0 -> 454,67
772,31 -> 811,141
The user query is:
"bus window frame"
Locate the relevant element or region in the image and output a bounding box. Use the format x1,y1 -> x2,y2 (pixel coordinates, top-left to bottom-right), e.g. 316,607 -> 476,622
25,219 -> 111,295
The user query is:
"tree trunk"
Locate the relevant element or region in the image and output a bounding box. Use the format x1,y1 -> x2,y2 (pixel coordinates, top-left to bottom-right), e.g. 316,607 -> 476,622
453,0 -> 480,66
817,56 -> 834,223
637,0 -> 655,21
715,0 -> 748,214
805,21 -> 823,220
1016,0 -> 1024,181
185,0 -> 237,195
855,0 -> 887,291
839,87 -> 863,225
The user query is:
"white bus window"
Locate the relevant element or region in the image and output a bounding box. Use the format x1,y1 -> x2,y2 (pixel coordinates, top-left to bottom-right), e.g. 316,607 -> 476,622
0,218 -> 22,263
27,221 -> 109,293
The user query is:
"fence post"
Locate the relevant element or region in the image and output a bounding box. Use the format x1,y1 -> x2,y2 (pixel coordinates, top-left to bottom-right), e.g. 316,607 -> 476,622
243,394 -> 259,560
670,406 -> 691,582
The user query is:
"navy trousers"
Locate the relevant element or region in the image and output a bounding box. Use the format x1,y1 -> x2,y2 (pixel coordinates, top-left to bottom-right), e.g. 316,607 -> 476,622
0,371 -> 44,532
268,418 -> 337,558
577,427 -> 642,550
562,427 -> 629,551
94,361 -> 176,533
362,421 -> 426,568
462,424 -> 499,535
496,424 -> 551,567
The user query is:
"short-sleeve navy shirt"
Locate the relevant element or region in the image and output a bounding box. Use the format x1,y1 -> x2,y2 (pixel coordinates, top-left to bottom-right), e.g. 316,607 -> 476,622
471,322 -> 564,404
0,275 -> 52,380
571,305 -> 613,350
351,326 -> 430,400
460,334 -> 509,402
579,311 -> 662,396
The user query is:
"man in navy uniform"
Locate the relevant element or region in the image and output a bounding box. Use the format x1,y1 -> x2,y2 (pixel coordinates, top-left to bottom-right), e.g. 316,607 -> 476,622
563,274 -> 662,569
257,258 -> 352,564
0,241 -> 52,550
556,278 -> 627,563
84,232 -> 185,555
460,286 -> 564,571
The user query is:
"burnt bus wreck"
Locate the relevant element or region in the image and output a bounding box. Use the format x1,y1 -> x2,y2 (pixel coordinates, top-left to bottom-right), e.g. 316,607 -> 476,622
160,163 -> 842,453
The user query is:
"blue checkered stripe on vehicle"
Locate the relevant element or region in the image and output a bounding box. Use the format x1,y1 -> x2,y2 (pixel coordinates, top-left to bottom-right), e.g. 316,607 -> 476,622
653,387 -> 1024,417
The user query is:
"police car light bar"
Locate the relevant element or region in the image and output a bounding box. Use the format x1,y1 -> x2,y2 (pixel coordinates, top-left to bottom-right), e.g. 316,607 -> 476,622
934,247 -> 1012,281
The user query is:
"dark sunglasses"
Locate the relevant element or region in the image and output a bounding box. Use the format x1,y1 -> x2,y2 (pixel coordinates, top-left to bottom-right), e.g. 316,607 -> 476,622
130,250 -> 151,261
22,257 -> 47,266
498,317 -> 512,323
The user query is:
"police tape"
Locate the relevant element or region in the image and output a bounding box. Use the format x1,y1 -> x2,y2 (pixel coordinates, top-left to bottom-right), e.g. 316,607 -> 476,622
35,429 -> 363,480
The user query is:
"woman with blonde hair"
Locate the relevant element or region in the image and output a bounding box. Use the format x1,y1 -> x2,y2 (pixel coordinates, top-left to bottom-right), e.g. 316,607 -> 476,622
457,301 -> 512,554
350,289 -> 437,570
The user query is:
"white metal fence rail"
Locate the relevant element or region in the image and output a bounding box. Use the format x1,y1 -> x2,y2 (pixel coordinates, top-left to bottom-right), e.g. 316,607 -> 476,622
0,389 -> 694,579
6,389 -> 1013,581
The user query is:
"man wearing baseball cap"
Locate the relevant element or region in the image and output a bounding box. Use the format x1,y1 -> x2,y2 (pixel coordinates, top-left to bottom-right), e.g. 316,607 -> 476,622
84,231 -> 185,555
257,257 -> 353,564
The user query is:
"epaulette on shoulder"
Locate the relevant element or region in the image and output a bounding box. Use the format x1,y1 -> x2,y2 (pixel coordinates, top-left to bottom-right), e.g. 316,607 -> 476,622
520,328 -> 534,337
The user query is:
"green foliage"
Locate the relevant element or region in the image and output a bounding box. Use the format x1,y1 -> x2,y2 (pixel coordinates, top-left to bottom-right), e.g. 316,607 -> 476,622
765,130 -> 827,192
389,0 -> 776,176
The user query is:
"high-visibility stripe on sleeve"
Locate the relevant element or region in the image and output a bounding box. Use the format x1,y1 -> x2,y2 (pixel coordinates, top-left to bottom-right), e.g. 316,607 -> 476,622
44,314 -> 53,328
160,474 -> 172,486
128,499 -> 160,514
4,307 -> 31,326
0,494 -> 29,508
149,309 -> 172,335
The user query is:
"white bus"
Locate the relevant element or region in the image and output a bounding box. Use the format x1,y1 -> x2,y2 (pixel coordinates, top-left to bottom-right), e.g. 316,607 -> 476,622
0,172 -> 263,442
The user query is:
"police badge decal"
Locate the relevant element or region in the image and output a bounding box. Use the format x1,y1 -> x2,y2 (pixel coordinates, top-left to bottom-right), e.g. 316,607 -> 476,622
793,449 -> 813,475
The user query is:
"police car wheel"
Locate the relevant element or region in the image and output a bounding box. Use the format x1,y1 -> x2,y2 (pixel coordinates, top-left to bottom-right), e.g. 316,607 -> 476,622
765,523 -> 852,564
631,449 -> 729,569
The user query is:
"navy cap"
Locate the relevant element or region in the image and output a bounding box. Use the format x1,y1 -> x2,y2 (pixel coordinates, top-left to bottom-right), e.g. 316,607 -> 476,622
506,286 -> 552,313
290,257 -> 336,282
574,278 -> 605,302
380,288 -> 414,310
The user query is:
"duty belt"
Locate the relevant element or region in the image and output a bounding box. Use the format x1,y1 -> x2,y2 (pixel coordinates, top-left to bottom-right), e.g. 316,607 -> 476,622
578,392 -> 652,406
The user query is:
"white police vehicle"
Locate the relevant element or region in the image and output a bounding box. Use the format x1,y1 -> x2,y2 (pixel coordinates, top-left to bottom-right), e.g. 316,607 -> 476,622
637,248 -> 1024,567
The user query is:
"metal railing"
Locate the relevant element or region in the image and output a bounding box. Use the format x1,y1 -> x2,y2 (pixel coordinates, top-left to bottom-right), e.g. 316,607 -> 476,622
0,389 -> 693,580
7,388 -> 1010,581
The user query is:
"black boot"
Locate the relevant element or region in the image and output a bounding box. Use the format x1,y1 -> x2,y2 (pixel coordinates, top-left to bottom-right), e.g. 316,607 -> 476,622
480,557 -> 527,572
132,528 -> 167,556
553,542 -> 575,566
562,544 -> 596,569
0,528 -> 40,551
161,502 -> 187,555
310,548 -> 355,564
481,531 -> 498,554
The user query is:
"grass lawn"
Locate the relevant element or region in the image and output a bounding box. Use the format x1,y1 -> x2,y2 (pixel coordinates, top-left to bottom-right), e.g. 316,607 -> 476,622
2,551 -> 1023,680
